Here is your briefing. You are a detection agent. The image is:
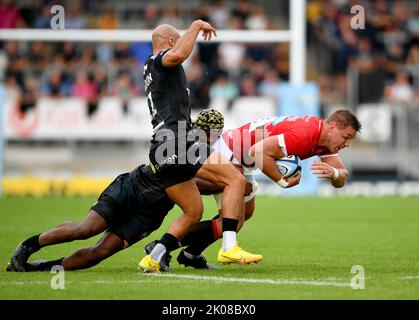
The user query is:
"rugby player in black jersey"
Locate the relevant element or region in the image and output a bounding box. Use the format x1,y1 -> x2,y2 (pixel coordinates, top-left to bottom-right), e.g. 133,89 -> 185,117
6,110 -> 253,272
139,20 -> 261,272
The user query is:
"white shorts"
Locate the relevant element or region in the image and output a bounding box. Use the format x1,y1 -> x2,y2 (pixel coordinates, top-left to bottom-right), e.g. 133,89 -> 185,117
212,137 -> 258,210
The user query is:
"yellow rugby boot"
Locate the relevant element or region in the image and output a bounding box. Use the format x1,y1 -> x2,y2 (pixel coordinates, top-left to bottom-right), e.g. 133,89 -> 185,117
138,255 -> 160,273
218,244 -> 263,264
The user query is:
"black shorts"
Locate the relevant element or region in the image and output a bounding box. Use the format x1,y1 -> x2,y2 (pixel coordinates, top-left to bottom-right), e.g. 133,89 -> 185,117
149,139 -> 213,190
91,173 -> 175,245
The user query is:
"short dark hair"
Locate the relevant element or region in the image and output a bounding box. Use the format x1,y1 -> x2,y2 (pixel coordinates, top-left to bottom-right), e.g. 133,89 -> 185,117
326,109 -> 362,132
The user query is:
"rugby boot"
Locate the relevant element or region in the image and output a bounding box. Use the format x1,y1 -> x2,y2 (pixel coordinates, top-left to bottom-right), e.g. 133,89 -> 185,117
144,240 -> 172,272
177,249 -> 218,270
8,242 -> 37,272
217,244 -> 263,264
138,255 -> 160,273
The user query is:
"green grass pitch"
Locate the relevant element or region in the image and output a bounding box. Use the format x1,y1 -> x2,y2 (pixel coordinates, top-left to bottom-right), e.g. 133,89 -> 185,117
0,196 -> 418,299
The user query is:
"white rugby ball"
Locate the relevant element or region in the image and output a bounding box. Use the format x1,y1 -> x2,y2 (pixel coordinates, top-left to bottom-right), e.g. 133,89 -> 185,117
276,155 -> 302,178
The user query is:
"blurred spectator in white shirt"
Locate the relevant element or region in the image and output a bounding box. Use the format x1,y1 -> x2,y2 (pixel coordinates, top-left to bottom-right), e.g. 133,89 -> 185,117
384,72 -> 415,104
209,0 -> 230,29
245,5 -> 268,30
217,17 -> 246,77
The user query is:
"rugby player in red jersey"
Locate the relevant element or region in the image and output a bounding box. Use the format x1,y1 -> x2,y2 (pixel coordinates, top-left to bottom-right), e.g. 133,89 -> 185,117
172,109 -> 361,268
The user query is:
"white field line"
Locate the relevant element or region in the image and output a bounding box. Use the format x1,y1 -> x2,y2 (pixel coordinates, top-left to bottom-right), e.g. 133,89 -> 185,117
147,273 -> 352,287
400,275 -> 419,280
0,279 -> 190,286
0,276 -> 351,287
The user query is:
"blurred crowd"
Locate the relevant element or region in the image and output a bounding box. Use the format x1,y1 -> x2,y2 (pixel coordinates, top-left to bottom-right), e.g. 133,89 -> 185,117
1,0 -> 289,115
0,0 -> 418,117
308,0 -> 418,109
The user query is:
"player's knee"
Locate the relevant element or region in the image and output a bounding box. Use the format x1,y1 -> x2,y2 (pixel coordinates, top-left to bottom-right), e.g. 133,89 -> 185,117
181,196 -> 203,218
229,171 -> 246,193
186,202 -> 204,222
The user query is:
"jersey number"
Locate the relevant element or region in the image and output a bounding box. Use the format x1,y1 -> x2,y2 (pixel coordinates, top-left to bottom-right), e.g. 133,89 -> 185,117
147,92 -> 157,119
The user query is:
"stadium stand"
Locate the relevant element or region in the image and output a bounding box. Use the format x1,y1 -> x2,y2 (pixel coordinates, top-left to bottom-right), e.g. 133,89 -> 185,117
1,0 -> 418,196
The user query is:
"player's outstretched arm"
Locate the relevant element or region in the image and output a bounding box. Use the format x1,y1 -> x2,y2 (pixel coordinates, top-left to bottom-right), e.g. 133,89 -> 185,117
311,155 -> 349,188
249,136 -> 300,188
162,20 -> 216,67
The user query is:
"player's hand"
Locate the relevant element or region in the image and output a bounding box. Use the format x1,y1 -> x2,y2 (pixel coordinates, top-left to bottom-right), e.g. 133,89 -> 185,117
197,20 -> 217,41
283,171 -> 301,188
311,161 -> 334,179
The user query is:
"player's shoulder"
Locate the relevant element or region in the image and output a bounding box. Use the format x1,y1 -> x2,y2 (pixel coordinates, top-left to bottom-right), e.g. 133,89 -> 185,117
297,114 -> 322,123
294,115 -> 323,132
279,115 -> 320,141
154,49 -> 173,65
144,49 -> 170,70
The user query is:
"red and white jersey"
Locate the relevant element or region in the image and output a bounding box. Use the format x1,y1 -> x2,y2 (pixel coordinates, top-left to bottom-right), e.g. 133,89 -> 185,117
220,115 -> 335,168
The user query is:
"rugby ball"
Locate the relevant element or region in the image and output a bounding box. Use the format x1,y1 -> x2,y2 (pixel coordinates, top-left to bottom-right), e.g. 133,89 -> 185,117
276,155 -> 302,178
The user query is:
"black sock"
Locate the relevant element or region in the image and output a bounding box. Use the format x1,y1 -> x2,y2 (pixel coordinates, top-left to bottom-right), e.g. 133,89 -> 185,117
22,234 -> 41,252
181,220 -> 216,256
159,233 -> 181,252
181,220 -> 213,247
222,218 -> 238,232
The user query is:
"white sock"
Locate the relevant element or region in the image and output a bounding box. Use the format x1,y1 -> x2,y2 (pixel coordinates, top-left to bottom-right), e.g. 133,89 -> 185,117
222,231 -> 237,251
150,243 -> 166,262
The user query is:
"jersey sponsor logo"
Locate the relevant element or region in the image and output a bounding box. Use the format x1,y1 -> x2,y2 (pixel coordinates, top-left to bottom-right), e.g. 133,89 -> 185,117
153,154 -> 178,171
144,72 -> 153,92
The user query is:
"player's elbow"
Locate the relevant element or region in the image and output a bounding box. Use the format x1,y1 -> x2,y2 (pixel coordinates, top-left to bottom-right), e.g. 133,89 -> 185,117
248,145 -> 262,164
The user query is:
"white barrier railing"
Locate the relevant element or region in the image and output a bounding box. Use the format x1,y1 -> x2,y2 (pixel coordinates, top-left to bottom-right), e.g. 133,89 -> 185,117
2,96 -> 276,140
